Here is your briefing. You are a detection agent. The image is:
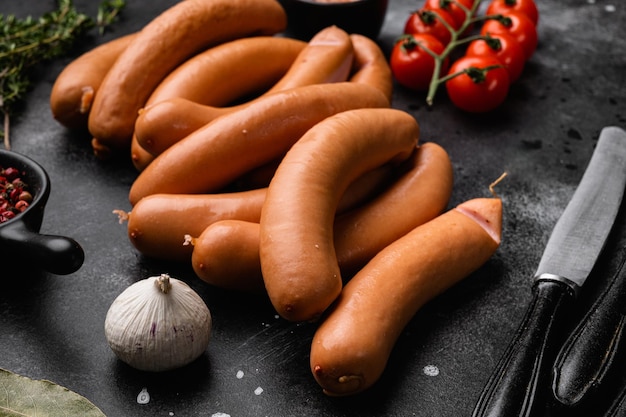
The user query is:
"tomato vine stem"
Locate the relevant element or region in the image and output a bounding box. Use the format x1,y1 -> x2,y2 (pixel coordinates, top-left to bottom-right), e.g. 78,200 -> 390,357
423,0 -> 508,106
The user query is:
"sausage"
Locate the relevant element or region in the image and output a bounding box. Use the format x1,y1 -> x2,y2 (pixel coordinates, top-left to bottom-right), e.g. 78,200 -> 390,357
189,163 -> 398,287
334,142 -> 453,275
259,108 -> 419,322
190,220 -> 265,291
348,34 -> 394,104
133,25 -> 355,158
118,189 -> 267,262
309,196 -> 503,396
131,99 -> 227,171
145,36 -> 307,110
129,163 -> 392,263
87,0 -> 287,156
261,25 -> 354,93
128,82 -> 390,205
129,35 -> 306,171
133,99 -> 225,159
50,33 -> 136,130
130,132 -> 154,172
232,159 -> 283,190
190,142 -> 452,290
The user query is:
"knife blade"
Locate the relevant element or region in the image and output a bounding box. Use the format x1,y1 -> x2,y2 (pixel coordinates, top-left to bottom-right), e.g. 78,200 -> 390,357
471,126 -> 626,417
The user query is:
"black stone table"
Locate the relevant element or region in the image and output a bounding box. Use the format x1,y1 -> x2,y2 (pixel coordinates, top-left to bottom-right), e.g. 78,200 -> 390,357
1,0 -> 625,416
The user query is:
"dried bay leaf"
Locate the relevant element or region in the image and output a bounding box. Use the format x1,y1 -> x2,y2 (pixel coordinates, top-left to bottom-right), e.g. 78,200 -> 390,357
0,368 -> 106,417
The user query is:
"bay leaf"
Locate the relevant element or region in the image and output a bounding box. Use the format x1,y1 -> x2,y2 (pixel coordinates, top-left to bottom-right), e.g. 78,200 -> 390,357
0,368 -> 106,417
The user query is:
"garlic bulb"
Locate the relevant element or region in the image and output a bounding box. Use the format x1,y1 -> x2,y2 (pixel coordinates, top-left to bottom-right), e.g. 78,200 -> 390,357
104,273 -> 212,372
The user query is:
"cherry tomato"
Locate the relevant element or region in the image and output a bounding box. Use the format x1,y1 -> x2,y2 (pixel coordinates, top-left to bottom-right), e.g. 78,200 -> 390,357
466,32 -> 526,82
424,0 -> 476,30
404,8 -> 457,45
481,10 -> 538,59
486,0 -> 539,26
445,55 -> 510,113
390,33 -> 449,92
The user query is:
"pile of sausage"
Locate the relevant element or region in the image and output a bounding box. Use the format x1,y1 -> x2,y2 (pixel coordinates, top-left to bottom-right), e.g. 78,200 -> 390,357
50,0 -> 503,397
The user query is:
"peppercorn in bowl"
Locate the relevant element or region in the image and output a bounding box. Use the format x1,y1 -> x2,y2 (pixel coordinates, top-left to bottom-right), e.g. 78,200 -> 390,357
0,149 -> 84,275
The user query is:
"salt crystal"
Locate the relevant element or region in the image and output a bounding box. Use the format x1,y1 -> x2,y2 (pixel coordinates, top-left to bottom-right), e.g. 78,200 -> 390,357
423,365 -> 440,377
136,387 -> 150,404
254,387 -> 264,395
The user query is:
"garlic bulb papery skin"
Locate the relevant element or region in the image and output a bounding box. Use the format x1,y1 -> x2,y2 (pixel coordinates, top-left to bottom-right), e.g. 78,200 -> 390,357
104,273 -> 212,372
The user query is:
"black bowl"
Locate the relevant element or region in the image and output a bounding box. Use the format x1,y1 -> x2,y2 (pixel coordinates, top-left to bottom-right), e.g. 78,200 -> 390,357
279,0 -> 389,41
0,149 -> 84,275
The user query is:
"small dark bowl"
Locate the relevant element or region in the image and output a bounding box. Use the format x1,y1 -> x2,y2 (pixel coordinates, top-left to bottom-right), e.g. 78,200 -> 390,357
279,0 -> 389,41
0,149 -> 84,275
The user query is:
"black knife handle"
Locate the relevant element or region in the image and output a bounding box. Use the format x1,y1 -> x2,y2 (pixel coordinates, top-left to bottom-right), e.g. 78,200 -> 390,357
472,279 -> 576,417
604,381 -> 626,417
552,256 -> 626,407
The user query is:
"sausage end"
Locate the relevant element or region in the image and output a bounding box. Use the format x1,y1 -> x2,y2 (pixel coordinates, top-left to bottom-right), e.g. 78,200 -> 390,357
311,364 -> 366,396
454,197 -> 503,244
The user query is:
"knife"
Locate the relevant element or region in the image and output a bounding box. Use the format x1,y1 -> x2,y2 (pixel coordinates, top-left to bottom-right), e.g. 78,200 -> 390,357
603,379 -> 626,417
552,247 -> 626,408
471,126 -> 626,417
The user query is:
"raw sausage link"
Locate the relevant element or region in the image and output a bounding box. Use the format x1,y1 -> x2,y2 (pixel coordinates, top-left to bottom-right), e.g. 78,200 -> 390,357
133,25 -> 355,159
88,0 -> 287,156
50,33 -> 136,130
310,197 -> 502,396
128,82 -> 390,205
260,108 -> 419,322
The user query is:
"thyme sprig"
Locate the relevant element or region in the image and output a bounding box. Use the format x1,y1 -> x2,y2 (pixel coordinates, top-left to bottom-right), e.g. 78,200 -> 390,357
0,0 -> 126,149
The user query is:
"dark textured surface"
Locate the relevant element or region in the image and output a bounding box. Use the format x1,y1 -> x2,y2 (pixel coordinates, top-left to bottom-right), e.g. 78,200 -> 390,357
1,0 -> 625,416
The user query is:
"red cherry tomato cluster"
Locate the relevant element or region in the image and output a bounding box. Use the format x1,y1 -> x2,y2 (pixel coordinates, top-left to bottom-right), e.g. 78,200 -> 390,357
390,0 -> 539,112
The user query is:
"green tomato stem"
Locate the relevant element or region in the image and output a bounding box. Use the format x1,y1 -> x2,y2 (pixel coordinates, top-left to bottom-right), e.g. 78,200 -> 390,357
425,0 -> 500,106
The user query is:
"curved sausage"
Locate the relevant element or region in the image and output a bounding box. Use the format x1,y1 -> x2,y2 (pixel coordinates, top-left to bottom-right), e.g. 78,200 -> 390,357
190,142 -> 452,290
133,25 -> 355,158
310,196 -> 503,396
128,163 -> 392,263
348,34 -> 394,104
50,33 -> 136,130
334,142 -> 453,275
146,36 -> 307,110
259,108 -> 419,322
88,0 -> 287,156
130,35 -> 306,171
128,82 -> 390,205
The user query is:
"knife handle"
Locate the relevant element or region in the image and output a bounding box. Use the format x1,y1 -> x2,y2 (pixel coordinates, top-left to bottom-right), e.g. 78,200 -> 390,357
604,381 -> 626,417
552,256 -> 626,407
472,279 -> 576,417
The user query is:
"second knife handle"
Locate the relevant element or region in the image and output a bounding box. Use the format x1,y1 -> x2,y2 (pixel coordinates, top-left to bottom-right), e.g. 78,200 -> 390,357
472,279 -> 576,417
552,255 -> 626,407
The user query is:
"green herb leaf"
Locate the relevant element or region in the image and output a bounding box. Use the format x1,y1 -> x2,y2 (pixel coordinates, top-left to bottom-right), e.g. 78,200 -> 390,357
0,368 -> 106,417
0,0 -> 126,149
